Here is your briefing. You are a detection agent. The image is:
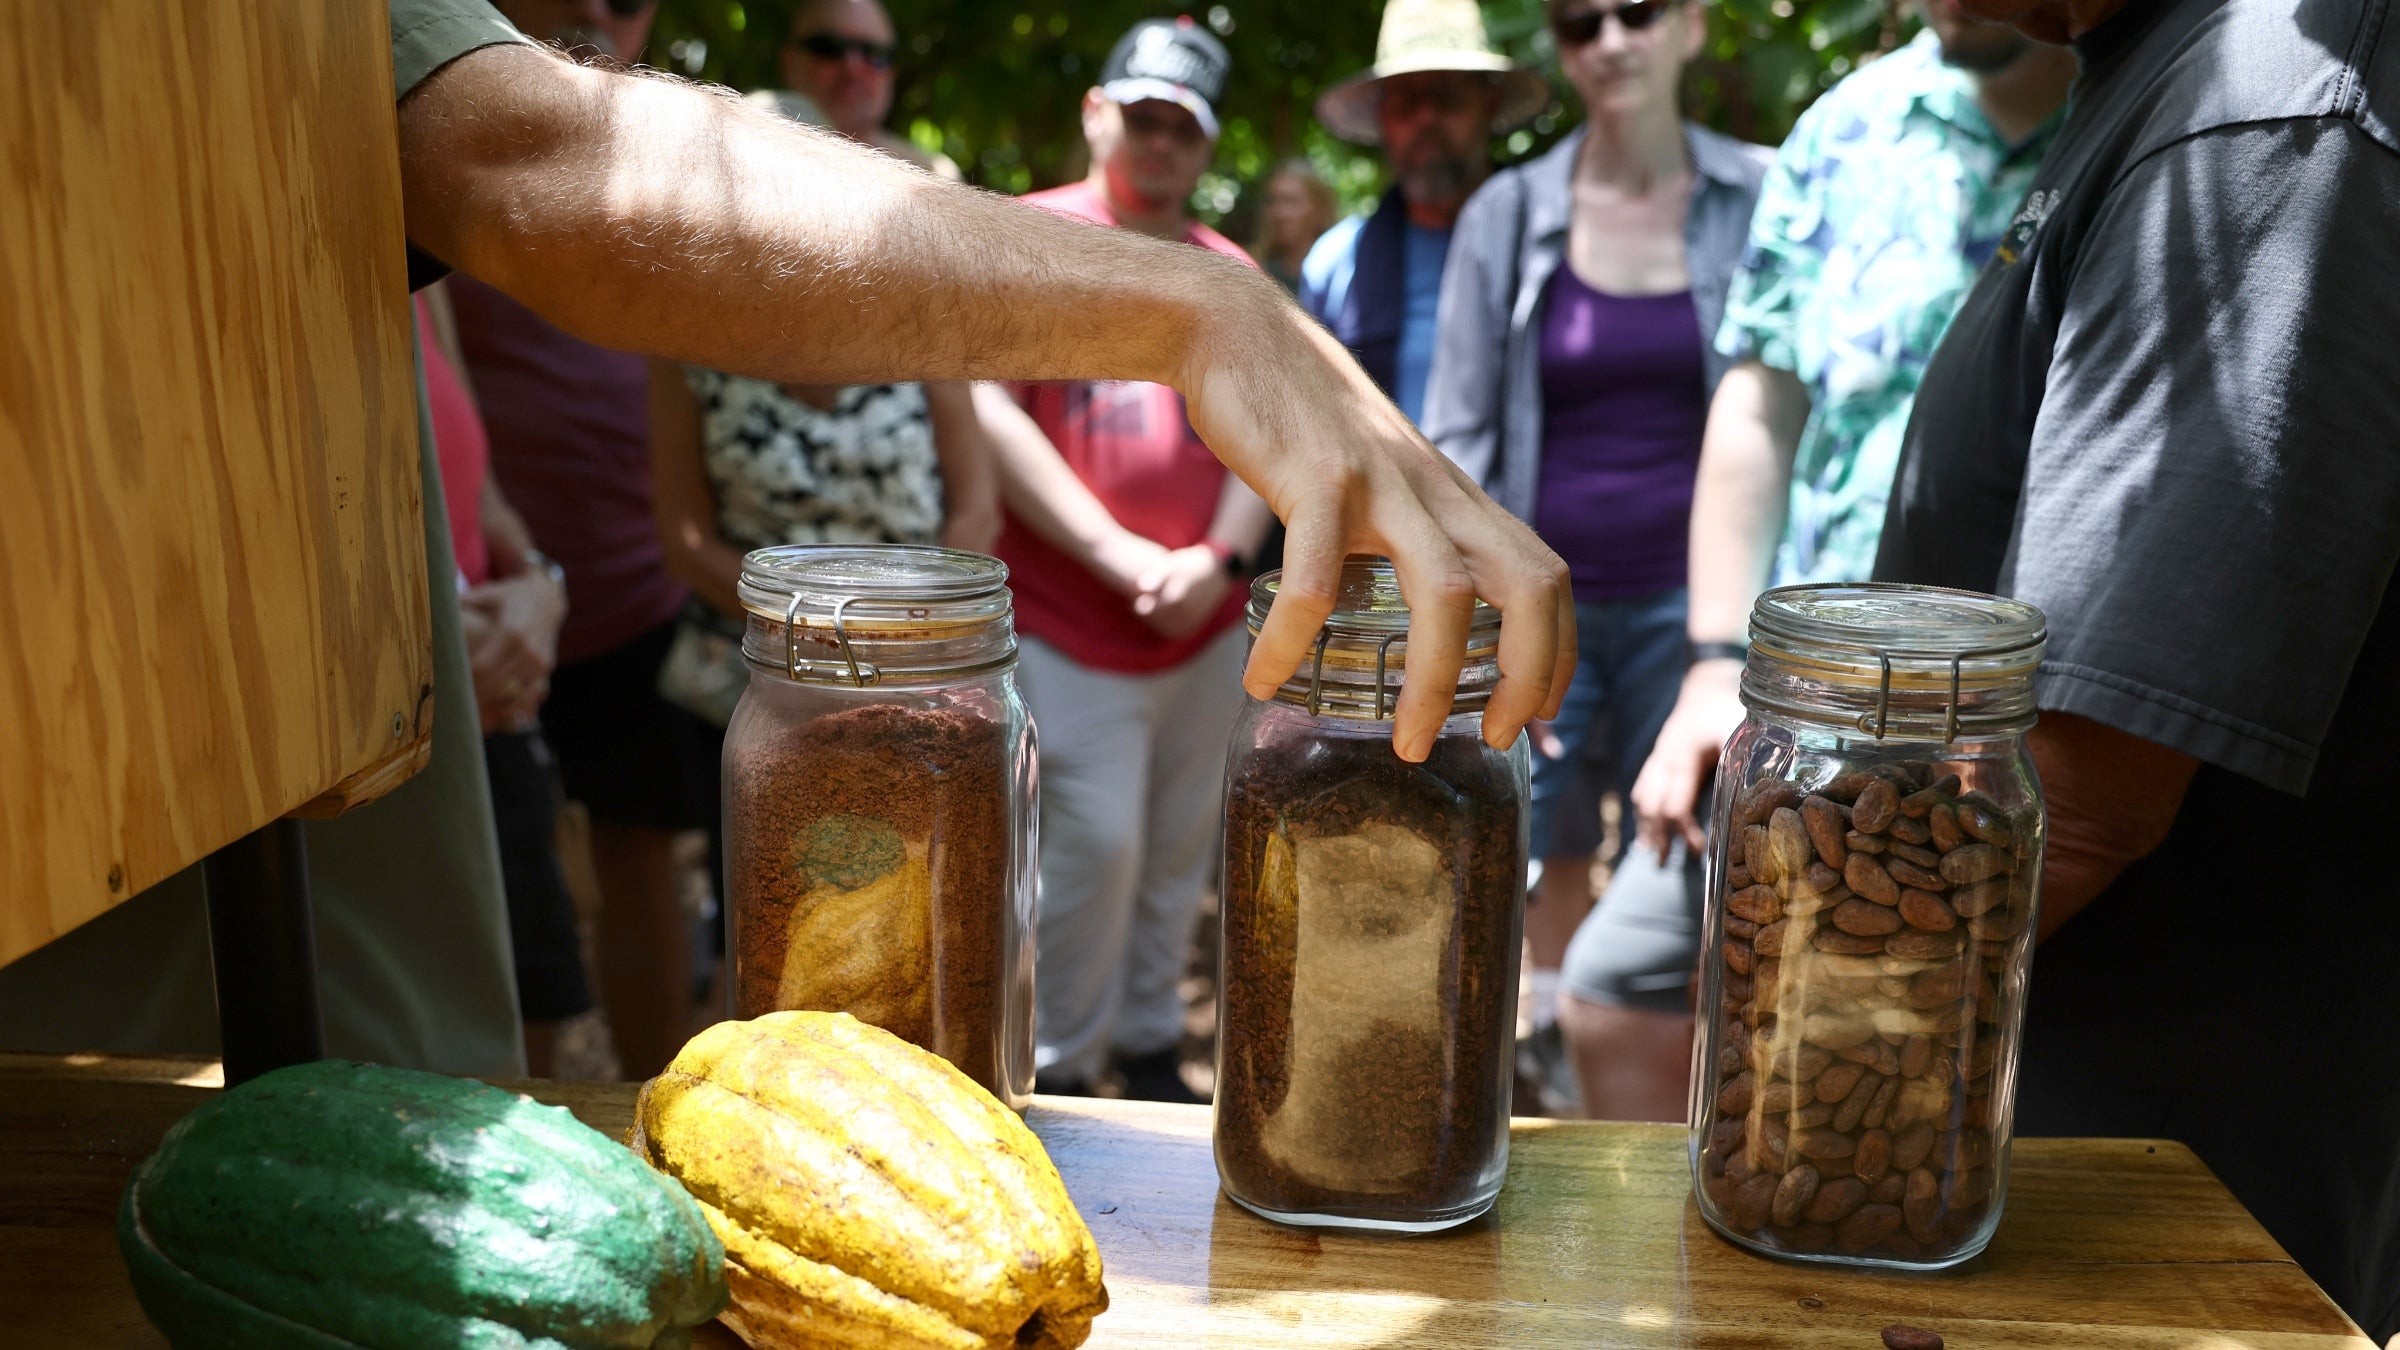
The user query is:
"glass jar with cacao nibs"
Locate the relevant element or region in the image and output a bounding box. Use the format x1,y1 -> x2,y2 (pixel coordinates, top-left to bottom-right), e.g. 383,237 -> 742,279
1692,583 -> 2046,1270
1215,558 -> 1529,1233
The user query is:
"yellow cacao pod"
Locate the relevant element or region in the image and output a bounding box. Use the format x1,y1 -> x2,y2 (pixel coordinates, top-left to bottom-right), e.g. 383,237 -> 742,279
632,1012 -> 1107,1350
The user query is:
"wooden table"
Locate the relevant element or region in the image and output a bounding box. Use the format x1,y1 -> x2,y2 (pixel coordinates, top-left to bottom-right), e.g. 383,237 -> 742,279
2,1054 -> 2368,1348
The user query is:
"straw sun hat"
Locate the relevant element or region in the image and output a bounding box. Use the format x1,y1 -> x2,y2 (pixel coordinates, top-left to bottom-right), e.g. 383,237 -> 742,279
1315,0 -> 1552,145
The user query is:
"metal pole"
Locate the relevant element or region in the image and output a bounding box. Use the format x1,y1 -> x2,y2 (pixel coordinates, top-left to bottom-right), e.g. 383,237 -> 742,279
200,819 -> 325,1083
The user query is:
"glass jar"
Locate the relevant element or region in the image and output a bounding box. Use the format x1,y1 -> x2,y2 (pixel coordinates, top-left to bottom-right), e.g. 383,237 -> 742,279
1690,583 -> 2047,1268
722,544 -> 1035,1108
1214,558 -> 1530,1232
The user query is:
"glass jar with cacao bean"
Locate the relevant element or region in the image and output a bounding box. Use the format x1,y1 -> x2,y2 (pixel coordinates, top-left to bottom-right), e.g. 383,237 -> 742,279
722,545 -> 1035,1108
1215,558 -> 1529,1232
1691,583 -> 2047,1269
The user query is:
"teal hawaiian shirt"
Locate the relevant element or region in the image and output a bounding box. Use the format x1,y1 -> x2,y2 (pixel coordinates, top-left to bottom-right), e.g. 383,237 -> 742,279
1718,29 -> 2059,586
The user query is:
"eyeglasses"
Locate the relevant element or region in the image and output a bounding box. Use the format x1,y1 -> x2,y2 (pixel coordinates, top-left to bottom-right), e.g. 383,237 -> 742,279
791,33 -> 896,69
1551,0 -> 1682,45
602,0 -> 650,16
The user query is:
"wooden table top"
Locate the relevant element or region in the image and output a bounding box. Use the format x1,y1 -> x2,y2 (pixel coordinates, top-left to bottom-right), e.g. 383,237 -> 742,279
1,1053 -> 2367,1348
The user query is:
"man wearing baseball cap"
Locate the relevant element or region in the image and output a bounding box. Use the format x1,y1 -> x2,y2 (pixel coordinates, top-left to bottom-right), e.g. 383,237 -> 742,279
971,17 -> 1273,1101
1300,0 -> 1548,425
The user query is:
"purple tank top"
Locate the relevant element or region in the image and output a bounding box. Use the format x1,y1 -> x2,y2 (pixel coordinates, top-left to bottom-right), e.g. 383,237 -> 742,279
1532,264 -> 1709,602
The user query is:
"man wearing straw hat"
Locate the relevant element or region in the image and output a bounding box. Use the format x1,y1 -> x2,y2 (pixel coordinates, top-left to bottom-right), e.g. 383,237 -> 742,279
1300,0 -> 1549,426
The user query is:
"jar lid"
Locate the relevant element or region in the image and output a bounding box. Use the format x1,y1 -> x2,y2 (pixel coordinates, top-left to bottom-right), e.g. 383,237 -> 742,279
1746,584 -> 2047,741
1246,557 -> 1501,719
737,544 -> 1014,686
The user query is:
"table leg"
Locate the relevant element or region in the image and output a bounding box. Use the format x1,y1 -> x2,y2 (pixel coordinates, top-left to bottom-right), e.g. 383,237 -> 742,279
201,820 -> 325,1083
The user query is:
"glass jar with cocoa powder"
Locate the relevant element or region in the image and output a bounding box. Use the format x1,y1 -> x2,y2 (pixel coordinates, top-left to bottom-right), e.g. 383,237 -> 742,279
722,545 -> 1034,1108
1214,558 -> 1529,1232
1692,583 -> 2047,1269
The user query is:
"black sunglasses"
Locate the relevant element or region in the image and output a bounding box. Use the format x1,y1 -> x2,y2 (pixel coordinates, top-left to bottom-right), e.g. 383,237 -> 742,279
602,0 -> 650,16
791,32 -> 896,69
1552,0 -> 1682,44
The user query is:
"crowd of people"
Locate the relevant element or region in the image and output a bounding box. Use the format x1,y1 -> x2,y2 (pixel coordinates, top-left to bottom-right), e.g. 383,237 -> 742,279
1,0 -> 2392,1333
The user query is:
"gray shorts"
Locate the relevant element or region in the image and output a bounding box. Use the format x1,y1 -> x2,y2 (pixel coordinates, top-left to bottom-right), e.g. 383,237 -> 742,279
1560,837 -> 1706,1014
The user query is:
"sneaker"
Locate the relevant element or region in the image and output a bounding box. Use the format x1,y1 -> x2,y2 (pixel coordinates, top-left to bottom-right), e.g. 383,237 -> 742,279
1516,1021 -> 1583,1117
1111,1047 -> 1204,1104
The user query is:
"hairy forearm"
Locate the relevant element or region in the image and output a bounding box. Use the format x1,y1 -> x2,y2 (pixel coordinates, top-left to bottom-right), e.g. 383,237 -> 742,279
1687,361 -> 1807,642
401,44 -> 1261,391
2026,711 -> 2199,940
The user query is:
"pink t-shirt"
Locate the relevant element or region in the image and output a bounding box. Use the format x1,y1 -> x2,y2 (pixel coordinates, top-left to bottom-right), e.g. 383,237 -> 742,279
416,294 -> 490,588
996,181 -> 1255,674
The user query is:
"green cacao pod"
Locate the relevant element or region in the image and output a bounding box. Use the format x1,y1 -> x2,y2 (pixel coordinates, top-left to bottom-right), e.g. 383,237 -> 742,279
119,1060 -> 726,1348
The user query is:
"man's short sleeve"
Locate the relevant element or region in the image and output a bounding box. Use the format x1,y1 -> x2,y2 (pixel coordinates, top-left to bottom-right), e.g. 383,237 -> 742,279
391,0 -> 525,103
2002,120 -> 2400,793
1715,108 -> 1826,373
391,0 -> 525,289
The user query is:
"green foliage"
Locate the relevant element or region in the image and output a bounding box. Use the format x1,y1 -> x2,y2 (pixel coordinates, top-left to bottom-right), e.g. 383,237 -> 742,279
646,0 -> 1907,228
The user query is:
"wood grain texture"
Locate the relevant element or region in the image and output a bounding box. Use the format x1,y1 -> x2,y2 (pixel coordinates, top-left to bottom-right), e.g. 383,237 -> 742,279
0,1055 -> 2367,1347
0,0 -> 431,967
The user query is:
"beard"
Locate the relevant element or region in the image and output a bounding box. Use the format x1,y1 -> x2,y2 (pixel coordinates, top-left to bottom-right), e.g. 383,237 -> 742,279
1394,151 -> 1487,215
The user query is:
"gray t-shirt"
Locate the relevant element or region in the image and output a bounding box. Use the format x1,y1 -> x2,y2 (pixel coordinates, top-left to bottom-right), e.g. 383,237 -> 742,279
1874,0 -> 2400,1333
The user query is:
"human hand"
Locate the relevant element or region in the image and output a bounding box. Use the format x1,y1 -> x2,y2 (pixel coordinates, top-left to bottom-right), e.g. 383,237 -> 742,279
461,571 -> 566,733
1087,528 -> 1174,599
460,594 -> 543,734
1173,288 -> 1571,761
1529,718 -> 1567,761
1132,544 -> 1230,640
1629,658 -> 1745,863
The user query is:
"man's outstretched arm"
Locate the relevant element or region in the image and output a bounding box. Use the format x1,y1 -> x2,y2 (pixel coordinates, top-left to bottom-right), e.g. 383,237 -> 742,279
396,43 -> 1569,759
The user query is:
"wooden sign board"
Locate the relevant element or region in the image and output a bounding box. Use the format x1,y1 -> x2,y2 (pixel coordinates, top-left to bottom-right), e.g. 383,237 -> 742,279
0,0 -> 431,966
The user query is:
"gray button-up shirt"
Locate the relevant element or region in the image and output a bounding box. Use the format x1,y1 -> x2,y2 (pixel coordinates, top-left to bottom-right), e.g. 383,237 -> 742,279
1422,124 -> 1771,524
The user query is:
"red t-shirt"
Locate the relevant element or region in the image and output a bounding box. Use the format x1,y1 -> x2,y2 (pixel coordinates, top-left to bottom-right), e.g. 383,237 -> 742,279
416,294 -> 490,588
997,182 -> 1255,674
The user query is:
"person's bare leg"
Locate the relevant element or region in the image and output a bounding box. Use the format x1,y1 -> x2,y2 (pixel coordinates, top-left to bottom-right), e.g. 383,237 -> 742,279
589,822 -> 693,1079
1559,992 -> 1694,1123
1527,852 -> 1596,971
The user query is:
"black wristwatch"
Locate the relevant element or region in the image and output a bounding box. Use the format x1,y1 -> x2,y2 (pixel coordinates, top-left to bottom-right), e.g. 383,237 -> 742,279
1205,538 -> 1247,579
1688,639 -> 1749,665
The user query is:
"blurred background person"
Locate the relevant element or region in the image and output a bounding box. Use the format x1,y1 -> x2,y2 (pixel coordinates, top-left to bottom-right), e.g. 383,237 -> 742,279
418,281 -> 591,1078
1303,0 -> 1547,424
647,80 -> 1001,721
778,0 -> 961,178
644,77 -> 1002,734
450,0 -> 719,1080
975,18 -> 1273,1102
1599,3 -> 2074,1116
1249,157 -> 1338,293
1423,0 -> 1768,1119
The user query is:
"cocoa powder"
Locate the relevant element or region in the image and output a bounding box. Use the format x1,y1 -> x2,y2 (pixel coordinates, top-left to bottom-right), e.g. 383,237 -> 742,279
725,701 -> 1011,1096
1216,730 -> 1524,1222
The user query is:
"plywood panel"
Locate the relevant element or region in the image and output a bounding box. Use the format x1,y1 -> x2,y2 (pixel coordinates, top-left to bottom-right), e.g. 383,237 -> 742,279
0,0 -> 430,965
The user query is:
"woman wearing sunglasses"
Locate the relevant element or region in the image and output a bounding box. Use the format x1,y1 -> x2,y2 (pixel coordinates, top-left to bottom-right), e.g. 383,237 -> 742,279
1421,0 -> 1768,1121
